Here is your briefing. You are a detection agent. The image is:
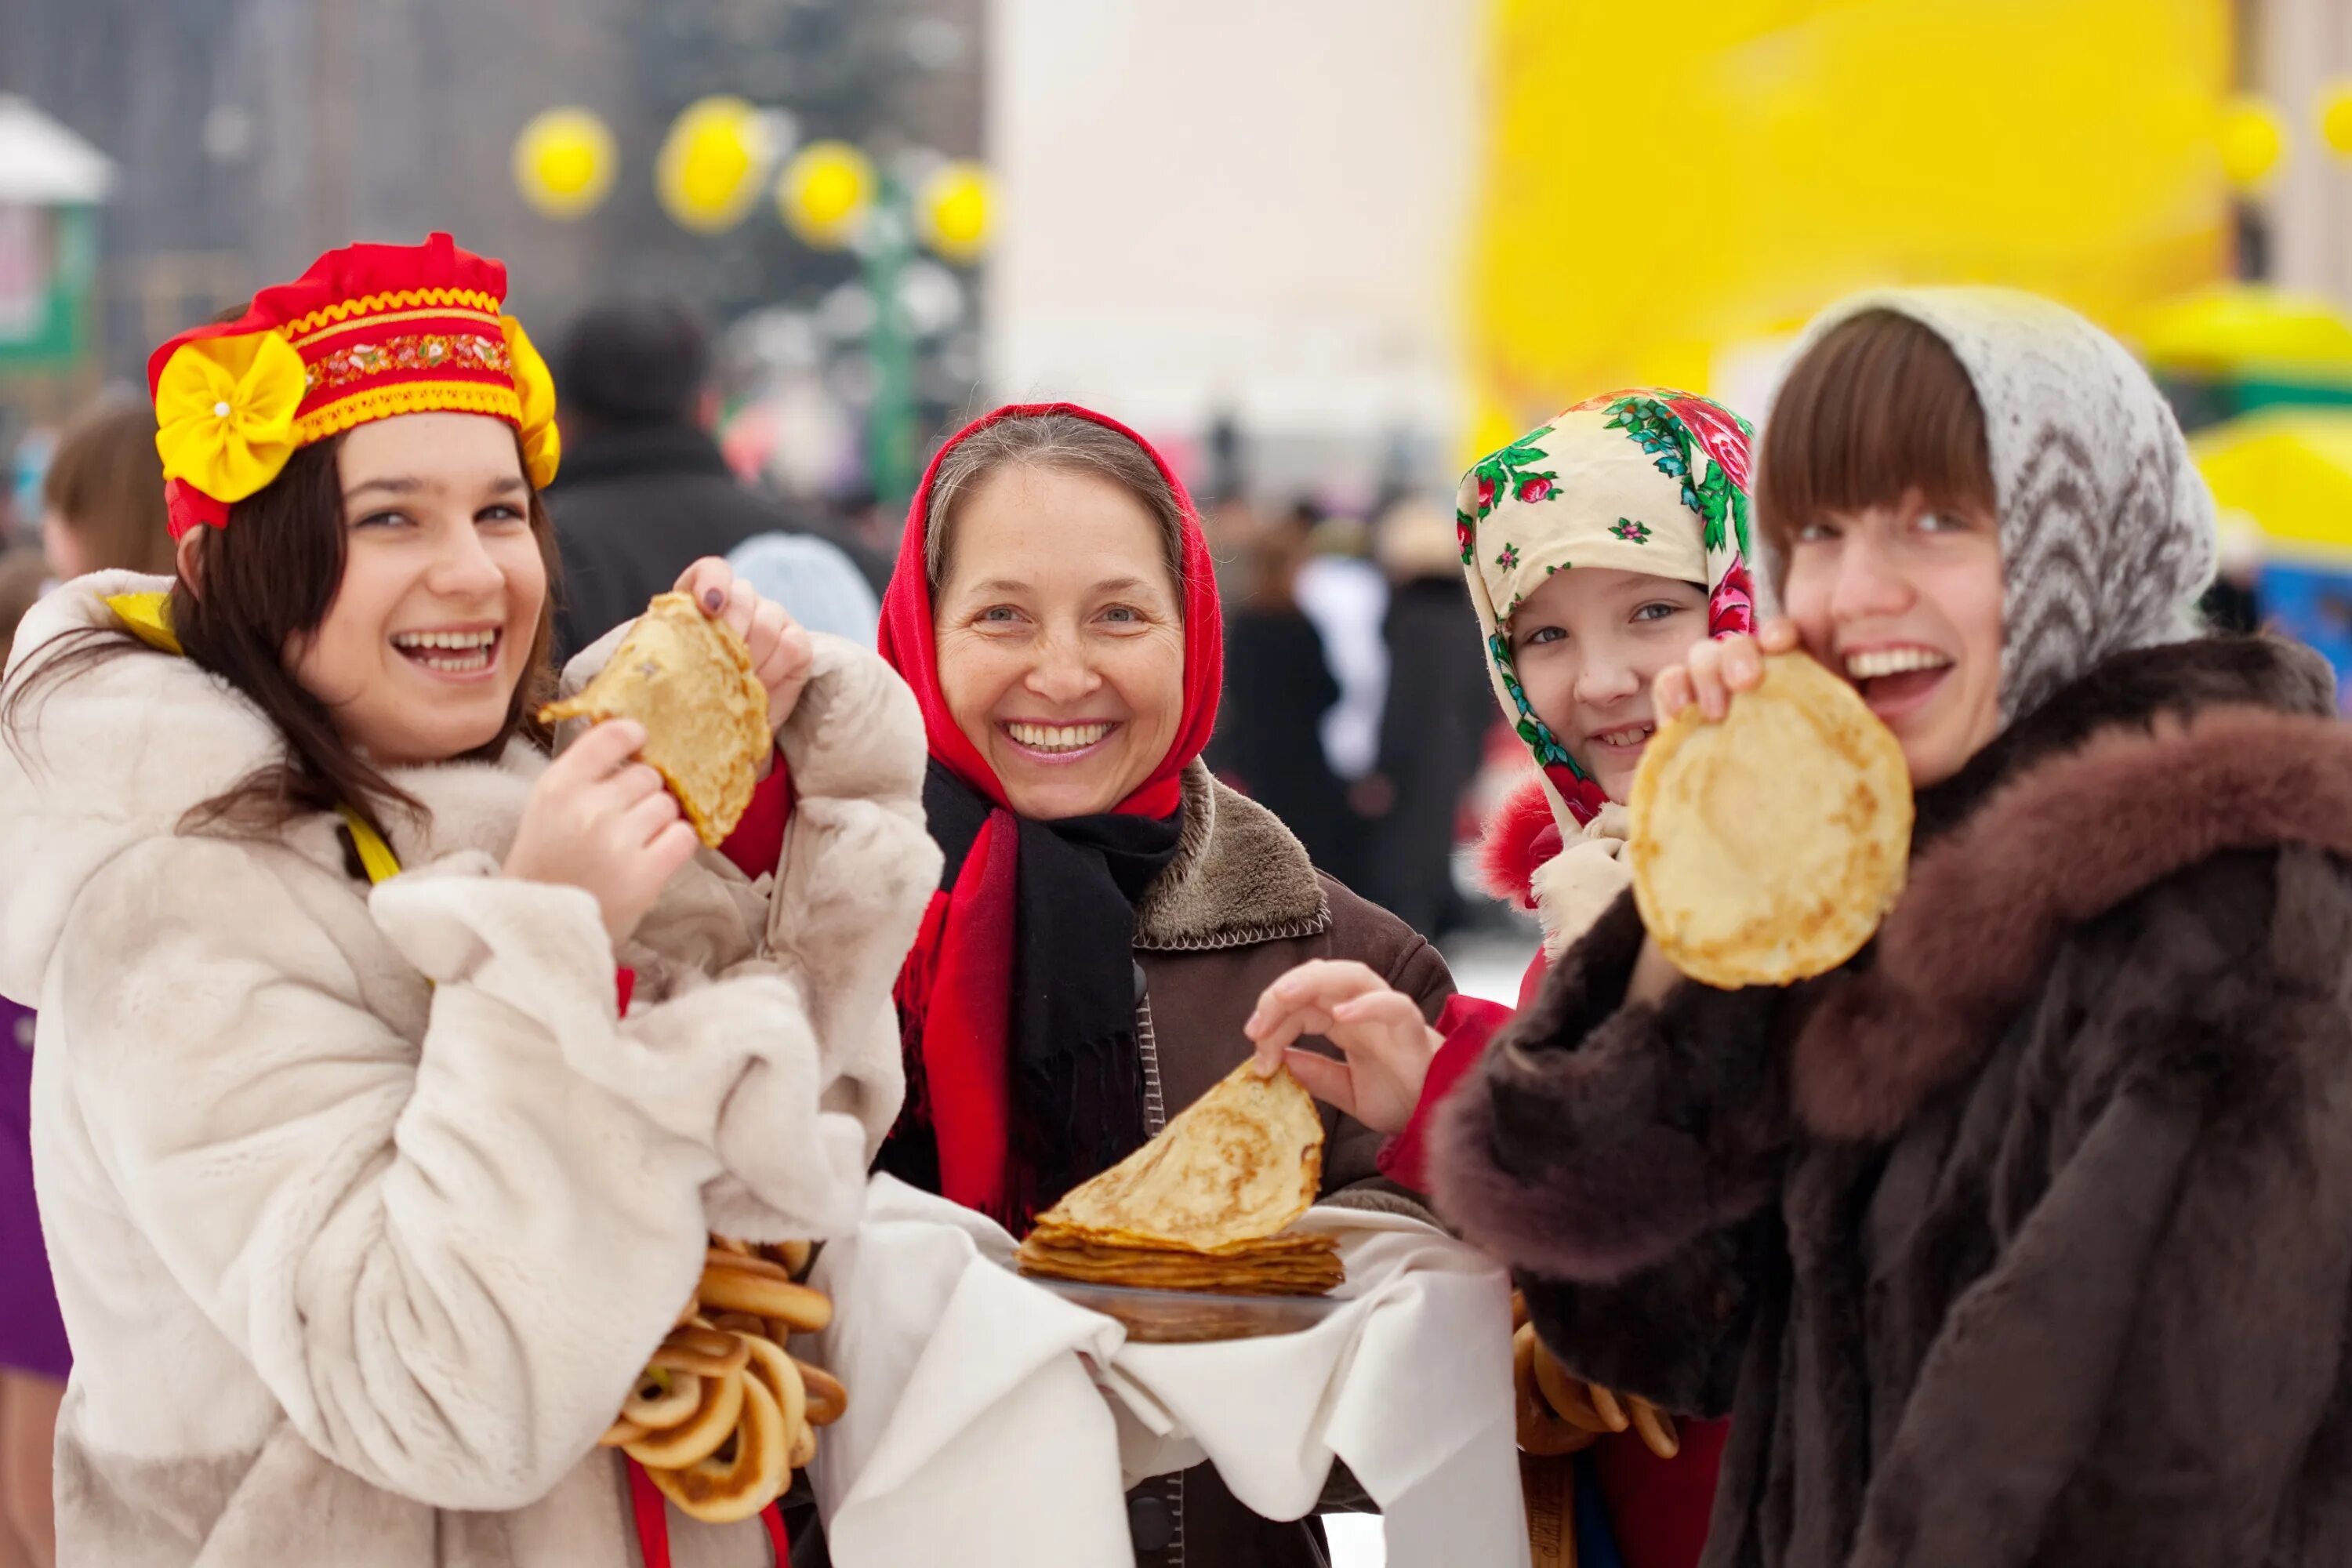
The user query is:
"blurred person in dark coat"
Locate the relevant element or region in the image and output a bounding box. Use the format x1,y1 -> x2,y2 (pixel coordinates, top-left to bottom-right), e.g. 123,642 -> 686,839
1354,496 -> 1493,938
545,297 -> 887,662
1208,504 -> 1353,875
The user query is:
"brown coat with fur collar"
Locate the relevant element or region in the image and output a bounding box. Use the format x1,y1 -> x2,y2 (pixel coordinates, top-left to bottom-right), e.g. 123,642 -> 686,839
1430,637 -> 2352,1568
1131,760 -> 1454,1568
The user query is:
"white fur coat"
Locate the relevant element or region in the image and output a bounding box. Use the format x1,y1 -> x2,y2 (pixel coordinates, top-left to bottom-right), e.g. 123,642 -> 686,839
0,571 -> 938,1567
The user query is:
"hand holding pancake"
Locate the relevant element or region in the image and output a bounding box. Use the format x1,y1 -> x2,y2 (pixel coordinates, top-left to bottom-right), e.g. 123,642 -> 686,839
1243,960 -> 1440,1136
1631,622 -> 1914,989
503,717 -> 699,945
674,557 -> 814,737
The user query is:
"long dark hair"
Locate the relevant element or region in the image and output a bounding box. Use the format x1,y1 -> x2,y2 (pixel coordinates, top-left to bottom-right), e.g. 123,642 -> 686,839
2,430 -> 561,841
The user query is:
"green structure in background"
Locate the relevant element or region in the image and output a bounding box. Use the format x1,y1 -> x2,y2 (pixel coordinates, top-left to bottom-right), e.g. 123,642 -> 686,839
0,96 -> 114,376
2143,283 -> 2352,431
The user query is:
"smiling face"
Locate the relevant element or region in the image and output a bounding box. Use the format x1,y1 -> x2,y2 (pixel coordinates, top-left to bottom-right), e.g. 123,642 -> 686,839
933,463 -> 1186,818
1780,487 -> 2005,788
1509,566 -> 1711,803
285,412 -> 548,768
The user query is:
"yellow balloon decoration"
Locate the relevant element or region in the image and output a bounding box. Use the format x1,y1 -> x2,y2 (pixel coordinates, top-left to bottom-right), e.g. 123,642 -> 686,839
2220,96 -> 2286,191
780,141 -> 876,249
513,108 -> 616,220
920,161 -> 994,263
2321,82 -> 2352,158
658,96 -> 771,234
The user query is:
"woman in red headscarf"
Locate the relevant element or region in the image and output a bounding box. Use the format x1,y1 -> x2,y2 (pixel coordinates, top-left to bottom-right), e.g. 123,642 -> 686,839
875,404 -> 1453,1568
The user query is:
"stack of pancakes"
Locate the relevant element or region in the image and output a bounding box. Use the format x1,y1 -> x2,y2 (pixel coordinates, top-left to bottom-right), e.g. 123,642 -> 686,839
1017,1061 -> 1343,1298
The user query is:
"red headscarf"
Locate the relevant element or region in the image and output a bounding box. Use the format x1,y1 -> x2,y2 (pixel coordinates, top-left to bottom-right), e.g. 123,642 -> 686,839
879,402 -> 1223,815
877,403 -> 1224,1222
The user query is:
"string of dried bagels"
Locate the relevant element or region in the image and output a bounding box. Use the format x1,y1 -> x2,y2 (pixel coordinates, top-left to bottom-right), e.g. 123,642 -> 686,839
600,1238 -> 845,1523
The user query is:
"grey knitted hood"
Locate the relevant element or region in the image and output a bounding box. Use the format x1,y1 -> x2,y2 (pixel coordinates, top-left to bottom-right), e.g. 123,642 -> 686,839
1759,287 -> 2218,724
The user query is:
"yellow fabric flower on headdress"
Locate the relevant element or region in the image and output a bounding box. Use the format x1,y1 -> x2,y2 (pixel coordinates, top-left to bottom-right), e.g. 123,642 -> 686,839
153,330 -> 307,504
503,314 -> 561,489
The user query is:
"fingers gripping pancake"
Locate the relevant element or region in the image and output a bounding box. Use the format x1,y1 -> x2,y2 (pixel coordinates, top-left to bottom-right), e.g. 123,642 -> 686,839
1628,651 -> 1913,988
538,591 -> 771,847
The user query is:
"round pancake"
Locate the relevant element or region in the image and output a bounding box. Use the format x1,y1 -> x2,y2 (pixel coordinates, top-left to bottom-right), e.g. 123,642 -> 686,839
1627,651 -> 1912,989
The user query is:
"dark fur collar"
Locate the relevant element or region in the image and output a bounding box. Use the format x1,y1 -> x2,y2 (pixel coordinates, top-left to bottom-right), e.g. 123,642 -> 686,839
1133,761 -> 1331,951
1791,636 -> 2350,1139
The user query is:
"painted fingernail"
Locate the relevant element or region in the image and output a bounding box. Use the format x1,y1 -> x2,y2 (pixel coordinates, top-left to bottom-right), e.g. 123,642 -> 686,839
704,589 -> 724,611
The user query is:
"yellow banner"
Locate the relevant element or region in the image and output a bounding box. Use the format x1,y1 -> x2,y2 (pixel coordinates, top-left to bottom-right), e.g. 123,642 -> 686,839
1466,0 -> 2233,451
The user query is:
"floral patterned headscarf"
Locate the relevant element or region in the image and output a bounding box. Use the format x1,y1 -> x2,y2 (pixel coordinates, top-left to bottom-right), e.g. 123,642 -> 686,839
1455,389 -> 1758,830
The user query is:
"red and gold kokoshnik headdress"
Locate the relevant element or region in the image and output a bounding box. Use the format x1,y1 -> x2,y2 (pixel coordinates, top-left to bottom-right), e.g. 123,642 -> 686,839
146,232 -> 558,539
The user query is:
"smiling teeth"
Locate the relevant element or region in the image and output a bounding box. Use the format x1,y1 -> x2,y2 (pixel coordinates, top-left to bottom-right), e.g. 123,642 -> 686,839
394,630 -> 498,651
1595,724 -> 1654,748
1845,648 -> 1952,680
1008,721 -> 1112,752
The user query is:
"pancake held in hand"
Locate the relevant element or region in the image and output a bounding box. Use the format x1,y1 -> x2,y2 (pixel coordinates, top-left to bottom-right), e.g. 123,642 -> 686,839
1017,1061 -> 1341,1298
1628,651 -> 1912,989
538,592 -> 770,847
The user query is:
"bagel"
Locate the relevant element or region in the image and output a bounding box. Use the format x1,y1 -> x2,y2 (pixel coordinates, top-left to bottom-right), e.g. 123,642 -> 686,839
709,1236 -> 757,1258
1528,1341 -> 1610,1434
1512,1325 -> 1592,1458
738,1334 -> 808,1443
705,1311 -> 767,1338
600,1414 -> 648,1449
787,1417 -> 817,1470
643,1372 -> 789,1525
624,1367 -> 746,1469
706,1248 -> 792,1282
765,1239 -> 814,1279
698,1261 -> 833,1332
793,1356 -> 848,1427
652,1323 -> 750,1380
622,1367 -> 702,1431
1587,1381 -> 1631,1435
1630,1396 -> 1680,1460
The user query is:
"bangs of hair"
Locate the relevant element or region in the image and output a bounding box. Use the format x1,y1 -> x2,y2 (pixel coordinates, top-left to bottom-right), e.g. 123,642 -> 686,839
1756,308 -> 1995,572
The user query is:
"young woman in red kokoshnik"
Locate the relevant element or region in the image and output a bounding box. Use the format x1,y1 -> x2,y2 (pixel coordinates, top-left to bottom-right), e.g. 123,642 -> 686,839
0,234 -> 938,1567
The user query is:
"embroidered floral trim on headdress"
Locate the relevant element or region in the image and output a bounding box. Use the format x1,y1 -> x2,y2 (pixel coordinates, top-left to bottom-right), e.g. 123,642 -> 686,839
1455,388 -> 1758,832
145,233 -> 558,538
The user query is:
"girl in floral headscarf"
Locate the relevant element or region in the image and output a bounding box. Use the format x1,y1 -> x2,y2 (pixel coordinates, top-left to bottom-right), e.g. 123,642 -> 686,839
1247,390 -> 1758,1568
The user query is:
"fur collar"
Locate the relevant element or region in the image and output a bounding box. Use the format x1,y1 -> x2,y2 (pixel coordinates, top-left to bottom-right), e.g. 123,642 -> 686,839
1133,761 -> 1330,951
1479,777 -> 1558,909
1790,636 -> 2349,1140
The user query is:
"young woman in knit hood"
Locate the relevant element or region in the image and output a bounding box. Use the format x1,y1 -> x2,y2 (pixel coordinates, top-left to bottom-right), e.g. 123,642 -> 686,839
1248,391 -> 1759,1568
0,235 -> 937,1566
1433,289 -> 2352,1565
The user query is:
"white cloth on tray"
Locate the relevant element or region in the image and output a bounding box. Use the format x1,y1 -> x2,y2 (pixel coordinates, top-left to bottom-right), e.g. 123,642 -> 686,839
808,1174 -> 1528,1568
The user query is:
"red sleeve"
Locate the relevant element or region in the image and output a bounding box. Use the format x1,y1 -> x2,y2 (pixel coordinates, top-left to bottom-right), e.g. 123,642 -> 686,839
718,750 -> 793,880
1593,1415 -> 1731,1568
1376,992 -> 1515,1193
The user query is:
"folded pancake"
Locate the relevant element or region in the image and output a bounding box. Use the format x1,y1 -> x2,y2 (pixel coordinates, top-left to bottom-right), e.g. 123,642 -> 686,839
1628,650 -> 1913,989
1034,1059 -> 1324,1251
539,592 -> 771,847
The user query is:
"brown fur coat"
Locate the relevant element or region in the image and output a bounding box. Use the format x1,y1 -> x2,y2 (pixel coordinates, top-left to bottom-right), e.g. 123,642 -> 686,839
1429,637 -> 2352,1567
